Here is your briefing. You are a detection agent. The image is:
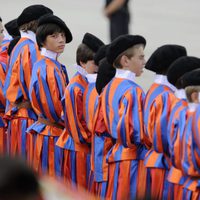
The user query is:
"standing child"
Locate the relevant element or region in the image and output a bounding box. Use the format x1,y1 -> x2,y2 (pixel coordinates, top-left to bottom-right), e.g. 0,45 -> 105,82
143,44 -> 187,199
145,56 -> 200,200
3,5 -> 53,157
56,33 -> 104,190
180,68 -> 200,199
96,35 -> 149,199
26,13 -> 72,178
167,57 -> 200,199
84,45 -> 115,197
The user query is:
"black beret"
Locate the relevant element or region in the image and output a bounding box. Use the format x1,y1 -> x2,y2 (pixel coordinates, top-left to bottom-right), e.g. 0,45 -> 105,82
96,58 -> 116,95
38,14 -> 72,43
167,56 -> 200,86
94,44 -> 109,65
145,44 -> 187,73
17,4 -> 53,27
7,37 -> 21,56
180,69 -> 200,88
5,19 -> 20,37
107,34 -> 146,65
82,33 -> 104,53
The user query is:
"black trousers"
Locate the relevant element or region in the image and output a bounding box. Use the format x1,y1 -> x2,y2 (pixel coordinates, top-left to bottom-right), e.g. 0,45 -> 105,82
109,12 -> 129,41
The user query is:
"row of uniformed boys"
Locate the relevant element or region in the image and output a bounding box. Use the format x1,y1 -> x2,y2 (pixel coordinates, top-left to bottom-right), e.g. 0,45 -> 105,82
0,4 -> 200,200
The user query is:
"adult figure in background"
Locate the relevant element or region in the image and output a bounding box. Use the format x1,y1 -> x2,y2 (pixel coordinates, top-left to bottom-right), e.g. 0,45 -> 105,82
104,0 -> 130,41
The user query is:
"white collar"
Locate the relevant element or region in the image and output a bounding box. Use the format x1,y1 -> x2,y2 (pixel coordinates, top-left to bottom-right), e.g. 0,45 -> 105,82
115,69 -> 136,82
188,103 -> 198,112
86,74 -> 97,83
41,48 -> 59,60
174,89 -> 187,100
154,74 -> 176,92
74,64 -> 88,77
20,30 -> 36,43
3,31 -> 12,40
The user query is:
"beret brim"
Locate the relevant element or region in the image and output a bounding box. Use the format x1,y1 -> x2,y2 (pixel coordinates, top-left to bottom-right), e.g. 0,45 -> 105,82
82,33 -> 104,53
167,56 -> 200,86
180,69 -> 200,88
17,4 -> 53,27
38,14 -> 72,43
145,44 -> 187,73
106,34 -> 146,65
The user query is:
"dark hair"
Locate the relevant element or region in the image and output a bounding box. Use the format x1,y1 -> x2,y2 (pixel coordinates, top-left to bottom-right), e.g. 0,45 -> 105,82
0,156 -> 41,200
19,20 -> 38,33
0,17 -> 2,22
36,23 -> 64,50
76,43 -> 95,65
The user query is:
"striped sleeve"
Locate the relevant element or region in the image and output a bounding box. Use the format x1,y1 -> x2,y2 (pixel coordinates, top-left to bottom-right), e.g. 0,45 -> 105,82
152,92 -> 176,155
30,59 -> 65,123
0,62 -> 6,107
117,87 -> 145,148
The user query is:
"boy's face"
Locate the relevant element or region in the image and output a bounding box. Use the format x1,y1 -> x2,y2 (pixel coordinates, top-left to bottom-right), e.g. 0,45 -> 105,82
124,45 -> 146,76
43,32 -> 66,53
191,91 -> 200,104
81,60 -> 98,74
0,22 -> 4,46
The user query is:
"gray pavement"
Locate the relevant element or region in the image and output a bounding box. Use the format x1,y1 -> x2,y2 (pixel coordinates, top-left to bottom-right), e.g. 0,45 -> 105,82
1,0 -> 200,91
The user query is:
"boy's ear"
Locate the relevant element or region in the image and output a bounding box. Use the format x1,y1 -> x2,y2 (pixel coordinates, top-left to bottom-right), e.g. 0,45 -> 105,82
191,91 -> 199,103
120,55 -> 129,68
80,61 -> 86,69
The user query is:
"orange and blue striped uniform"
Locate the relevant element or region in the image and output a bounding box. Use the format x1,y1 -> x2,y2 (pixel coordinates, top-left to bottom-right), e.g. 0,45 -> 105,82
83,74 -> 113,197
27,51 -> 67,178
99,69 -> 149,200
167,91 -> 188,199
82,74 -> 98,194
143,75 -> 176,199
144,80 -> 175,148
93,96 -> 115,198
0,61 -> 7,154
0,38 -> 11,65
180,105 -> 200,199
56,65 -> 91,190
3,35 -> 40,157
0,36 -> 13,154
144,86 -> 177,200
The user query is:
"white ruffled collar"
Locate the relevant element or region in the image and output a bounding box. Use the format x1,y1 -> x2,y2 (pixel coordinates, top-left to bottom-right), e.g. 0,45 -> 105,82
115,69 -> 136,82
20,30 -> 36,43
41,48 -> 59,60
174,89 -> 187,100
3,31 -> 12,40
86,73 -> 97,83
74,64 -> 88,77
188,103 -> 198,112
154,74 -> 176,92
